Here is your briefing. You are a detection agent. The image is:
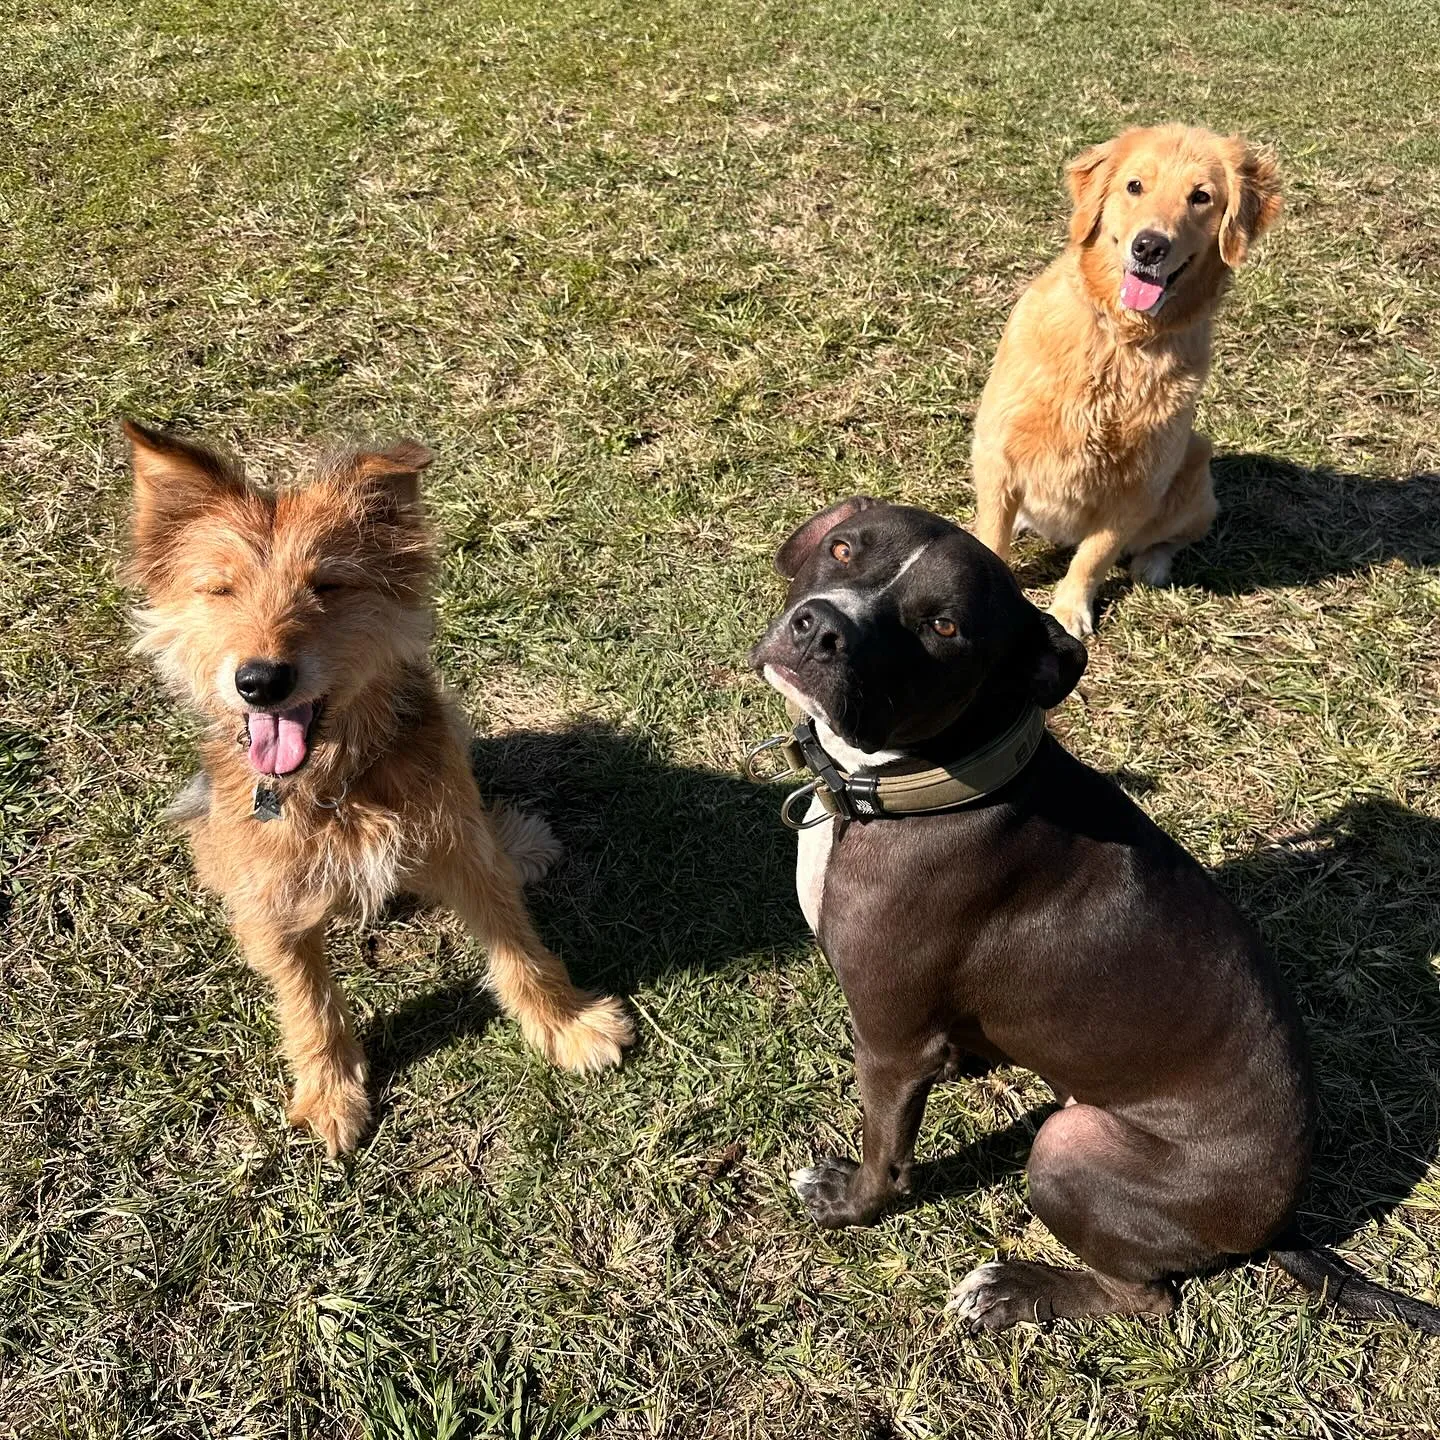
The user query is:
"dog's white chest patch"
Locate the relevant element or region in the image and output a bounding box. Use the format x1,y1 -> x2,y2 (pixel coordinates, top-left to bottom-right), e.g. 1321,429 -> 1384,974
795,796 -> 834,936
789,722 -> 904,938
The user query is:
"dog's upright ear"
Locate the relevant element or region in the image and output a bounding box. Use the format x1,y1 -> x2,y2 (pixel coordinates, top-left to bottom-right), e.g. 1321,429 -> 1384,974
1029,610 -> 1088,708
123,420 -> 245,588
1066,136 -> 1119,246
336,440 -> 434,514
1218,137 -> 1282,267
774,496 -> 879,580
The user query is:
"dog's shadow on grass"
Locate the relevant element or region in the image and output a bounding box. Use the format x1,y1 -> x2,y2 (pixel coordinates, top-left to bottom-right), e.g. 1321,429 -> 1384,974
367,718 -> 811,1086
917,795 -> 1440,1254
1003,454 -> 1440,603
1198,454 -> 1440,592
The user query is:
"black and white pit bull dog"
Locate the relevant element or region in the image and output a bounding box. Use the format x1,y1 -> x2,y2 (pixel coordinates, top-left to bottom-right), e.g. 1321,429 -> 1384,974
750,496 -> 1440,1332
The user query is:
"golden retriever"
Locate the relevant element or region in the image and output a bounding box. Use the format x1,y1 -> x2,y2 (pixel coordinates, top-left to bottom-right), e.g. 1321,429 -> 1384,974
125,422 -> 633,1155
971,125 -> 1281,637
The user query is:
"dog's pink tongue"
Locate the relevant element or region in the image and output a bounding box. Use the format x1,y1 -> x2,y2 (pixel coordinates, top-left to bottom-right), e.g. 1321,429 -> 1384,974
247,703 -> 313,776
1120,272 -> 1165,312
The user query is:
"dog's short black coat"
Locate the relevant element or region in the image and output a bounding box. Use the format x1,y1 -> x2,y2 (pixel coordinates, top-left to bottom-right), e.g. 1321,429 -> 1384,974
751,496 -> 1439,1330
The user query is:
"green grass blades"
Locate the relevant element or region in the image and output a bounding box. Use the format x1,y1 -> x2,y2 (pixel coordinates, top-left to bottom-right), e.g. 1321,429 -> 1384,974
4,0 -> 1440,1435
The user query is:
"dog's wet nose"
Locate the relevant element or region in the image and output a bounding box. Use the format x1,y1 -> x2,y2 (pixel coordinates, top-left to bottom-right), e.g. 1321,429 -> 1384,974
1130,229 -> 1171,268
789,601 -> 844,658
235,659 -> 297,706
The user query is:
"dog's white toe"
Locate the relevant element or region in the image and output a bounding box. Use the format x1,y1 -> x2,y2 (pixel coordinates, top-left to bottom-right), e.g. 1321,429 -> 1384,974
946,1262 -> 1006,1318
789,1166 -> 823,1197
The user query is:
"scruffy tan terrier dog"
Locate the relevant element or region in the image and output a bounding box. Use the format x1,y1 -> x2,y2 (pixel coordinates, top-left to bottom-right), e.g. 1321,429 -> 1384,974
125,421 -> 633,1154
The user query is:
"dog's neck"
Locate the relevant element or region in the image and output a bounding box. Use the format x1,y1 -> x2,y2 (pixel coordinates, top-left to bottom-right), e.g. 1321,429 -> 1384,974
811,723 -> 906,773
819,679 -> 1040,773
904,682 -> 1041,769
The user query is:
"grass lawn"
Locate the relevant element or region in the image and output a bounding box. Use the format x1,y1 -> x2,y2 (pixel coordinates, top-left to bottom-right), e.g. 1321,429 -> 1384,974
5,0 -> 1440,1433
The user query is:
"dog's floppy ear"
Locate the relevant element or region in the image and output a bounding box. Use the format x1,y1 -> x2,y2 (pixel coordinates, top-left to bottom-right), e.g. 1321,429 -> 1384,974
123,420 -> 245,586
1218,137 -> 1281,267
1029,610 -> 1088,708
336,440 -> 433,513
1066,137 -> 1118,246
774,496 -> 879,580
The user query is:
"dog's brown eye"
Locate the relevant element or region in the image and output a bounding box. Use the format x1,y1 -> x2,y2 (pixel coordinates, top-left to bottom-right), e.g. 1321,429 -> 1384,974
930,617 -> 958,638
1126,179 -> 1143,196
830,539 -> 852,563
1189,187 -> 1211,206
200,583 -> 232,597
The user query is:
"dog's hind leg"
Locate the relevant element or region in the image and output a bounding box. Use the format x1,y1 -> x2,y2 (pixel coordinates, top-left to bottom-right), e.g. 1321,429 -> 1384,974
231,912 -> 370,1157
1129,432 -> 1217,587
949,1103 -> 1216,1330
421,824 -> 633,1073
971,458 -> 1022,564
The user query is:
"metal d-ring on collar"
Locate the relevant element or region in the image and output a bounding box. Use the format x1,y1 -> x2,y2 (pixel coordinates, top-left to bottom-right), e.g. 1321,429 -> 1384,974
745,704 -> 1047,830
743,720 -> 834,828
315,778 -> 350,811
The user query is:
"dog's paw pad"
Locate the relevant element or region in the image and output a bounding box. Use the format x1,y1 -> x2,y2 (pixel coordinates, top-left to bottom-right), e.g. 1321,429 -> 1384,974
946,1262 -> 1044,1332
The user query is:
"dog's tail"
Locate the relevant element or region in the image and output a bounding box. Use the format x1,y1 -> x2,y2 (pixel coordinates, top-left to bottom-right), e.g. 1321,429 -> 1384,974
1271,1241 -> 1440,1333
489,803 -> 564,887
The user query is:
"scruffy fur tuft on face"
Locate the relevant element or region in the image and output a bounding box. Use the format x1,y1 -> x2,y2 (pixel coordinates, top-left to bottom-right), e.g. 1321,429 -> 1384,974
124,421 -> 632,1157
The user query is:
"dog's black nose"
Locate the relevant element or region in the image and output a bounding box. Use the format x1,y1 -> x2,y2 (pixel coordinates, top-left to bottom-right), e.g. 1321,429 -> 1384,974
235,659 -> 297,706
789,601 -> 844,658
1130,229 -> 1171,268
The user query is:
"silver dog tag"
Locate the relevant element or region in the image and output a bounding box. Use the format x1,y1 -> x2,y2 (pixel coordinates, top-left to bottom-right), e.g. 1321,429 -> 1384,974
252,783 -> 283,822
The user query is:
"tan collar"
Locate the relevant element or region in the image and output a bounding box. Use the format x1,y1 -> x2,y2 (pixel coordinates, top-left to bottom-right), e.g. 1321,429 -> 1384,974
747,702 -> 1046,828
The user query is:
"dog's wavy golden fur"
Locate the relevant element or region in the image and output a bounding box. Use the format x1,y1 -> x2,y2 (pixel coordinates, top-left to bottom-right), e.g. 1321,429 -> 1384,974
125,422 -> 632,1155
971,125 -> 1281,637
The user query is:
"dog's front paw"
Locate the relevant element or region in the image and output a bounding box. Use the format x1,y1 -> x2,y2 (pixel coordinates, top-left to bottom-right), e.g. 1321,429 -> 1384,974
946,1262 -> 1050,1332
534,994 -> 634,1072
1048,595 -> 1095,641
288,1068 -> 370,1158
790,1155 -> 880,1228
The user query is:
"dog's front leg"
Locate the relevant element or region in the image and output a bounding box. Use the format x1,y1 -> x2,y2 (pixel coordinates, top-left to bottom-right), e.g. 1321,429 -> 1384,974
421,833 -> 633,1073
230,911 -> 369,1157
1049,526 -> 1128,639
792,1045 -> 935,1228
